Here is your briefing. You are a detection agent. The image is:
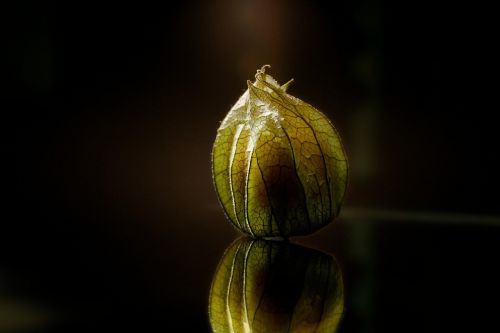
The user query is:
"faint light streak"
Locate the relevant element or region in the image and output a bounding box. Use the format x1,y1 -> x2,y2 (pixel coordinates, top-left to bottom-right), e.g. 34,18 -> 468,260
341,207 -> 500,226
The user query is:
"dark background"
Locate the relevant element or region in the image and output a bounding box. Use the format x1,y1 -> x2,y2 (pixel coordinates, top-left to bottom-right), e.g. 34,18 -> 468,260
5,0 -> 499,332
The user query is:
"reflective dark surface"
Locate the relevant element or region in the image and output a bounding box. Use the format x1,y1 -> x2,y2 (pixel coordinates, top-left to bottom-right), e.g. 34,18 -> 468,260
2,211 -> 499,332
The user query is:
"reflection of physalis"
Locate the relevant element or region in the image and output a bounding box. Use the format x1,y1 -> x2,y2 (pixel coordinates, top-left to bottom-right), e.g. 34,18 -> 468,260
212,65 -> 348,238
209,237 -> 344,333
